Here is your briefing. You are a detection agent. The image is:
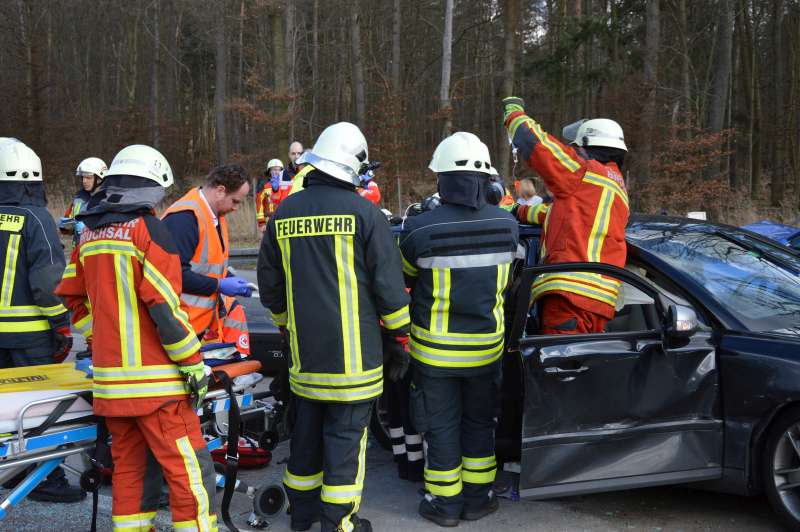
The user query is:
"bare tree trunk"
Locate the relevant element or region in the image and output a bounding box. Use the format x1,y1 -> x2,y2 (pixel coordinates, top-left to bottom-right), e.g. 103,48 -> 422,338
350,3 -> 366,129
391,0 -> 402,95
770,0 -> 785,206
708,0 -> 734,133
498,0 -> 519,178
151,1 -> 160,149
271,4 -> 287,156
675,0 -> 691,135
214,1 -> 228,163
639,0 -> 659,182
440,0 -> 454,137
310,0 -> 319,137
285,0 -> 295,142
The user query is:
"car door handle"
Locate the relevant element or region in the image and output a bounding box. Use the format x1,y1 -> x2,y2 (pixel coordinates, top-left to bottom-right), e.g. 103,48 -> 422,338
543,366 -> 589,378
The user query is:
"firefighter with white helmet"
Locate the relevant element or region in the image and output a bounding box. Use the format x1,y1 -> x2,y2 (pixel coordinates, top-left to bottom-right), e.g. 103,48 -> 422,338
56,144 -> 218,530
258,122 -> 411,532
0,139 -> 84,502
59,156 -> 107,239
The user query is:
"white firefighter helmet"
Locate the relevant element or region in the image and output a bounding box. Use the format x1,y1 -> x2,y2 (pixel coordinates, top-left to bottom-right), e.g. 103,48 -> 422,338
297,122 -> 368,186
429,132 -> 492,175
76,157 -> 108,178
574,118 -> 627,152
105,144 -> 174,187
0,140 -> 42,182
266,158 -> 284,170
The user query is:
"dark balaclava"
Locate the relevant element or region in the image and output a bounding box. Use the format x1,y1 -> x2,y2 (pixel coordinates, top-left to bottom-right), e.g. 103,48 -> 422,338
437,171 -> 489,210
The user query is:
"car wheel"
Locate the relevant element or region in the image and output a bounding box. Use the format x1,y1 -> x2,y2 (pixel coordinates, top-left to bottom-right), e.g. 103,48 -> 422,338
763,407 -> 800,529
369,394 -> 392,451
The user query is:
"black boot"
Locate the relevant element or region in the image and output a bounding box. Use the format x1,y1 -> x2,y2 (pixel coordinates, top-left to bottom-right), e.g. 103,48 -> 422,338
351,516 -> 373,532
419,497 -> 459,527
288,503 -> 320,531
406,459 -> 424,482
461,491 -> 499,521
28,468 -> 86,503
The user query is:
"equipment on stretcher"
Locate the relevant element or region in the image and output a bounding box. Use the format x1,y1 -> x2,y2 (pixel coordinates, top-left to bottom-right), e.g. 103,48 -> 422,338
0,359 -> 286,530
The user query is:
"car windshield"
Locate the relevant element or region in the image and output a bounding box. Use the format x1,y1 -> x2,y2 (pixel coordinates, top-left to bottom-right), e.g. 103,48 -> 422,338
629,226 -> 800,334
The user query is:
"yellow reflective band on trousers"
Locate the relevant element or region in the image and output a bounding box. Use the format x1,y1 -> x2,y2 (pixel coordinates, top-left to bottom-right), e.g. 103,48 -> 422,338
492,264 -> 510,333
424,465 -> 463,497
1,233 -> 21,306
430,268 -> 451,334
176,435 -> 213,532
283,469 -> 323,491
381,305 -> 410,330
462,455 -> 497,485
114,254 -> 142,368
531,272 -> 620,307
322,427 -> 368,532
173,515 -> 218,532
587,188 -> 614,262
335,234 -> 362,374
277,238 -> 300,371
112,511 -> 157,532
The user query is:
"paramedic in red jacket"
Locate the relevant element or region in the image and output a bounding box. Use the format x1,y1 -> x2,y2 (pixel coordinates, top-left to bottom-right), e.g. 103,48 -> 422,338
502,97 -> 630,335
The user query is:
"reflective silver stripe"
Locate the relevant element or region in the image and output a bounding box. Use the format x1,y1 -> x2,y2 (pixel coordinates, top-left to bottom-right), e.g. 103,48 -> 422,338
321,485 -> 362,500
0,306 -> 42,317
1,234 -> 20,306
432,268 -> 447,334
417,251 -> 516,269
93,382 -> 187,395
289,367 -> 382,386
411,325 -> 503,346
190,261 -> 227,276
336,235 -> 360,374
223,316 -> 247,329
424,468 -> 461,480
38,304 -> 68,317
112,518 -> 155,530
116,255 -> 139,367
164,334 -> 201,361
94,367 -> 182,379
463,456 -> 496,468
410,344 -> 501,364
290,380 -> 382,402
169,199 -> 211,264
181,293 -> 217,309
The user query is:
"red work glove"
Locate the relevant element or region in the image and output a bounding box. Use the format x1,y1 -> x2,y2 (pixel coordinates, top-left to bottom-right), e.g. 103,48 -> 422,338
54,326 -> 73,363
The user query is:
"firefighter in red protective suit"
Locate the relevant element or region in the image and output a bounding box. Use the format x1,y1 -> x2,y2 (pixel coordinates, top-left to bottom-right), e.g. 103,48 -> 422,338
56,144 -> 217,532
256,159 -> 290,233
502,97 -> 630,334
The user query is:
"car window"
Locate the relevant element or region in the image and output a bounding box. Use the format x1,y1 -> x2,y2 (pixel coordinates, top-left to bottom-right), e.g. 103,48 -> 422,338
727,232 -> 800,272
790,234 -> 800,252
630,230 -> 800,333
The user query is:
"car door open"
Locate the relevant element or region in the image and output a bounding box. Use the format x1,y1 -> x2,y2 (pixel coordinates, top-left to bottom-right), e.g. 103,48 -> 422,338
503,262 -> 723,499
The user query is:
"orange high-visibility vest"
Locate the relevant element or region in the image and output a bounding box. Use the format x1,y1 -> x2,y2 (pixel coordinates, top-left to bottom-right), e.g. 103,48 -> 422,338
162,188 -> 230,334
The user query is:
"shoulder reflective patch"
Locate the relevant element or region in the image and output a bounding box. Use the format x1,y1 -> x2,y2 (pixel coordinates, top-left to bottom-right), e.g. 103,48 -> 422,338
0,213 -> 25,232
275,215 -> 356,239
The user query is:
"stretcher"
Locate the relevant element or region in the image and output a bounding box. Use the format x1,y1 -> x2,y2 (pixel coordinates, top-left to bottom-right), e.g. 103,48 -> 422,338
0,359 -> 285,531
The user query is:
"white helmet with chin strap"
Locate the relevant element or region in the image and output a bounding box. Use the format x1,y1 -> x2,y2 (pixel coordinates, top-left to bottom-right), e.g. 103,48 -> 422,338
0,140 -> 42,182
297,122 -> 368,186
429,132 -> 493,175
76,157 -> 108,178
574,118 -> 627,152
105,144 -> 174,187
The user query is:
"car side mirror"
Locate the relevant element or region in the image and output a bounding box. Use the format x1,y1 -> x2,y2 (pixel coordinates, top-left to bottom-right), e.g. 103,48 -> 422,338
666,304 -> 698,340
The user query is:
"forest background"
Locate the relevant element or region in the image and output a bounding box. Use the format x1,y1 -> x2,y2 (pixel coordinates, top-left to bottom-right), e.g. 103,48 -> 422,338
1,0 -> 798,242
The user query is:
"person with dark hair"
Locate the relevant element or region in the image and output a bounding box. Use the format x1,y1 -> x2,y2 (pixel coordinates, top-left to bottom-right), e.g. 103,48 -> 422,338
503,97 -> 630,335
163,164 -> 253,340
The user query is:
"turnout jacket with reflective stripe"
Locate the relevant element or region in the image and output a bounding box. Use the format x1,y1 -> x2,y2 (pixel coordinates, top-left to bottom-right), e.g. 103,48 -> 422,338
56,214 -> 202,416
162,188 -> 229,335
399,204 -> 519,376
0,205 -> 68,346
506,110 -> 629,320
257,173 -> 410,403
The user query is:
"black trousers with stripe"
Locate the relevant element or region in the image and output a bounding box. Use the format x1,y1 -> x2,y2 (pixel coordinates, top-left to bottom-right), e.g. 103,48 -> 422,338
411,366 -> 499,516
284,398 -> 373,532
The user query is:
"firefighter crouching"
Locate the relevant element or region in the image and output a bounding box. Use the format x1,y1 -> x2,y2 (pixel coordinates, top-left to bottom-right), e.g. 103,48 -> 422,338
503,97 -> 629,334
55,144 -> 217,531
0,138 -> 84,502
258,122 -> 411,532
400,132 -> 520,527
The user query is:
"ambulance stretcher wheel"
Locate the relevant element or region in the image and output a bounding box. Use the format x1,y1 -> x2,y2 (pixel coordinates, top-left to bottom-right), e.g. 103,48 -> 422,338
80,469 -> 104,492
258,430 -> 280,451
253,484 -> 285,517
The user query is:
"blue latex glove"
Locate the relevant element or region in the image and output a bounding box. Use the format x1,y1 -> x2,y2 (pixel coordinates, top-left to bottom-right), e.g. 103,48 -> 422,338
360,170 -> 373,184
75,221 -> 86,235
270,171 -> 281,191
219,277 -> 253,297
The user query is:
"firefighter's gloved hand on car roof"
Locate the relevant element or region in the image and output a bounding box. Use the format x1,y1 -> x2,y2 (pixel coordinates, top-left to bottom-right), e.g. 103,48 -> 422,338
219,276 -> 253,297
180,361 -> 211,410
502,96 -> 526,121
53,326 -> 73,363
382,331 -> 410,382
